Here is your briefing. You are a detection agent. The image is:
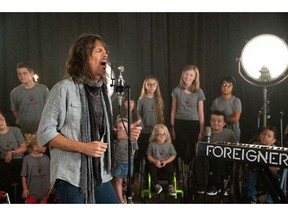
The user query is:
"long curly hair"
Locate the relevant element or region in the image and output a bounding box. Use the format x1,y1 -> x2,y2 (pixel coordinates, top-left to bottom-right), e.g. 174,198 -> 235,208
24,133 -> 38,154
65,34 -> 108,85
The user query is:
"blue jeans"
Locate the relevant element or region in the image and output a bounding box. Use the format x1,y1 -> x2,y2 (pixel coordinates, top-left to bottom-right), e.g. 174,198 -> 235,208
54,179 -> 119,204
245,167 -> 277,203
112,162 -> 134,178
245,169 -> 258,201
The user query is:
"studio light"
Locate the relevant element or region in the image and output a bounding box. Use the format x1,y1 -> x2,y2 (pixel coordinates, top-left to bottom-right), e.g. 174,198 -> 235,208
238,34 -> 288,127
33,74 -> 39,82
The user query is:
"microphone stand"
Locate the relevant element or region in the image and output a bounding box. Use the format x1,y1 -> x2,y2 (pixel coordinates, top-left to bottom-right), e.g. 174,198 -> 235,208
113,76 -> 133,204
203,128 -> 211,203
126,87 -> 133,204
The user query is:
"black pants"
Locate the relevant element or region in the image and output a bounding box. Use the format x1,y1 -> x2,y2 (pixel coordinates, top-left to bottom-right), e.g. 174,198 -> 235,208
174,119 -> 200,164
134,133 -> 151,172
148,162 -> 175,185
195,156 -> 228,189
0,159 -> 23,203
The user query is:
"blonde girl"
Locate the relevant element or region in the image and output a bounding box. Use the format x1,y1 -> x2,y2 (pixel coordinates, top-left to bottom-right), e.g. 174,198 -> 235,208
170,65 -> 205,164
146,124 -> 177,196
21,133 -> 50,203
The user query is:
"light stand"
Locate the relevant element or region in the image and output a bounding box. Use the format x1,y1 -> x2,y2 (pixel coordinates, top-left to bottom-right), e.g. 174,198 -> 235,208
238,34 -> 288,203
262,86 -> 268,127
238,34 -> 288,131
280,111 -> 285,147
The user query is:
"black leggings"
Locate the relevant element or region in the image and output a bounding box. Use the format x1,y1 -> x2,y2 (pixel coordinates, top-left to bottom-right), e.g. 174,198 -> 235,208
174,119 -> 200,163
148,162 -> 175,185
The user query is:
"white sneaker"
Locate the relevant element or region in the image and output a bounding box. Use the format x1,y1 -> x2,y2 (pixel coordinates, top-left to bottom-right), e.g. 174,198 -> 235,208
206,186 -> 221,196
155,184 -> 163,194
168,185 -> 176,196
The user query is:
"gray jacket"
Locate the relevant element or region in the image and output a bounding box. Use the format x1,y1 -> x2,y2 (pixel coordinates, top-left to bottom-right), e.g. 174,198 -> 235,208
37,77 -> 112,188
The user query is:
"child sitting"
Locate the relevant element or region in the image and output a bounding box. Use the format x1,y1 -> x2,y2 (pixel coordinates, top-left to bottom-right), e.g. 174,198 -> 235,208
195,110 -> 236,195
146,124 -> 177,196
244,126 -> 280,203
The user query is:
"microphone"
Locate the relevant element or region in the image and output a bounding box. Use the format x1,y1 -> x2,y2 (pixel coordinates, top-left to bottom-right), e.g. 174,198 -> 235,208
116,66 -> 125,107
204,126 -> 212,143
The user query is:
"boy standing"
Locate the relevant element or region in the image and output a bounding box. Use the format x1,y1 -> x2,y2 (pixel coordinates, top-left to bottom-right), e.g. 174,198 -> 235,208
10,61 -> 49,134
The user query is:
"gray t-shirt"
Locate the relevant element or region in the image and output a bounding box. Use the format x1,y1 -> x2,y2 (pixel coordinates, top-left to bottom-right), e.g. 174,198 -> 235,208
211,95 -> 242,142
0,126 -> 25,159
114,140 -> 138,163
171,87 -> 206,120
21,154 -> 50,199
211,128 -> 236,143
137,96 -> 158,134
10,83 -> 49,133
146,141 -> 177,161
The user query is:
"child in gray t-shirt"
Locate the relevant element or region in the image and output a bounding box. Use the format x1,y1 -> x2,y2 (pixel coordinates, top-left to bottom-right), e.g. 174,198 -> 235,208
146,124 -> 177,196
195,110 -> 236,196
112,118 -> 138,203
21,133 -> 50,203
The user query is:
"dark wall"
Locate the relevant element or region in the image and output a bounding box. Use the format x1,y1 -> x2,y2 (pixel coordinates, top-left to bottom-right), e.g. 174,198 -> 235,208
1,13 -> 288,143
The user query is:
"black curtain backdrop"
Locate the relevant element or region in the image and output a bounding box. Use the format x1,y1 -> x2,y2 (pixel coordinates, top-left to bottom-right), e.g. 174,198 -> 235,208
1,12 -> 288,143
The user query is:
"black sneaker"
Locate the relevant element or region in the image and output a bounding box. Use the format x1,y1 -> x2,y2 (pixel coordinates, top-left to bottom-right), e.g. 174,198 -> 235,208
206,186 -> 221,196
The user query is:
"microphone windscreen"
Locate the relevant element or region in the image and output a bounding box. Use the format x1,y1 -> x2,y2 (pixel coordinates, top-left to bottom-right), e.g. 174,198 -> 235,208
204,126 -> 212,136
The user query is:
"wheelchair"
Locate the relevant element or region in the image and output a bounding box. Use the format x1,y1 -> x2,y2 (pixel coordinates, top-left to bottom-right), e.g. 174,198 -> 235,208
138,156 -> 185,203
0,191 -> 11,204
186,156 -> 288,203
186,156 -> 236,203
232,162 -> 288,203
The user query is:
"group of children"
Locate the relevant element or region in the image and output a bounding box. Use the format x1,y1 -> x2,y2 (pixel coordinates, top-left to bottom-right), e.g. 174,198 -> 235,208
112,65 -> 282,204
0,111 -> 50,204
0,61 -> 51,204
0,61 -> 283,204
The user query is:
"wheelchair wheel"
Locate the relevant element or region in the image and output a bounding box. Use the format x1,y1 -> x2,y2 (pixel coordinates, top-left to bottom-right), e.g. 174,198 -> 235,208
185,157 -> 199,201
138,157 -> 147,200
139,157 -> 154,202
232,162 -> 247,203
177,157 -> 185,192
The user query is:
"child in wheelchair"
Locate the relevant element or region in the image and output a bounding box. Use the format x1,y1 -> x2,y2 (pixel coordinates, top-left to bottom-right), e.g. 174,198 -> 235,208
146,124 -> 177,196
244,126 -> 280,203
195,110 -> 236,196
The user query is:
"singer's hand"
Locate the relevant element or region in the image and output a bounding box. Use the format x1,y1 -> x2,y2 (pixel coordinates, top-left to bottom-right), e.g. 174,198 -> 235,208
130,119 -> 142,141
84,141 -> 108,157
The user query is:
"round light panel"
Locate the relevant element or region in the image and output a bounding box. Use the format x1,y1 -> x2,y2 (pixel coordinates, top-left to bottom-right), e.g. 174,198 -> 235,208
239,34 -> 288,86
